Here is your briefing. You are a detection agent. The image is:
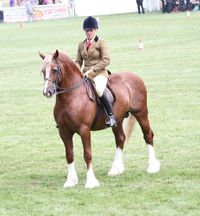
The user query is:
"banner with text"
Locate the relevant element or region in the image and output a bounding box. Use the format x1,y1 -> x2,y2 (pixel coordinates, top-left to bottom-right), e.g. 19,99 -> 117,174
3,3 -> 70,23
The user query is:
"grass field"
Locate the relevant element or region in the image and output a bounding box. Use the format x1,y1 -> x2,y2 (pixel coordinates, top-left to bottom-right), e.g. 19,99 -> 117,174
0,12 -> 200,215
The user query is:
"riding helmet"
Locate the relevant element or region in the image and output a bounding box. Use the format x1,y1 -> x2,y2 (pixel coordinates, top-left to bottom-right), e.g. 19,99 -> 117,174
83,16 -> 98,30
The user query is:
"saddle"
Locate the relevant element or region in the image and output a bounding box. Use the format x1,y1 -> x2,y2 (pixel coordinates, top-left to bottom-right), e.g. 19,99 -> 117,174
84,78 -> 116,128
84,78 -> 115,105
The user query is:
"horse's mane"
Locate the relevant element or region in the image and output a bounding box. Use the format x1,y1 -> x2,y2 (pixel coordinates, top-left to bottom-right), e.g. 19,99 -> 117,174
56,52 -> 83,77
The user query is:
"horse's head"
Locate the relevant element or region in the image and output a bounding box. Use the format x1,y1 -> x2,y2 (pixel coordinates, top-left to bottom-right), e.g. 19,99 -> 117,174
39,50 -> 62,98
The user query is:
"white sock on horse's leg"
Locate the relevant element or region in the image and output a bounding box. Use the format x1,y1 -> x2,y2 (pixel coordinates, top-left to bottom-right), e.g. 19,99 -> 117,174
108,147 -> 125,176
63,162 -> 78,188
147,144 -> 160,173
85,165 -> 100,189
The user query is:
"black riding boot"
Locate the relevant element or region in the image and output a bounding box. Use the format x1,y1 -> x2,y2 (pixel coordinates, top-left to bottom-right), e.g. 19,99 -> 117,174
100,92 -> 117,127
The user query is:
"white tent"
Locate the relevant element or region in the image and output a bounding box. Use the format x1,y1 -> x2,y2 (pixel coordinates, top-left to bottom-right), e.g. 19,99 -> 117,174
71,0 -> 160,17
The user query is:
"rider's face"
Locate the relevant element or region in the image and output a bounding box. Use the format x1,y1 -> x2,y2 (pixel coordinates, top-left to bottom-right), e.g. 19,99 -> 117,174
84,28 -> 97,40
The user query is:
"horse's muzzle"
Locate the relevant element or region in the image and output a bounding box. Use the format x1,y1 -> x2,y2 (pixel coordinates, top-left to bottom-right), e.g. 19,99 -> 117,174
43,88 -> 56,98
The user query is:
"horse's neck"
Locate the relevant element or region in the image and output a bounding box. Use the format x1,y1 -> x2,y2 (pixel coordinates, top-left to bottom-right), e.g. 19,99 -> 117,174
60,60 -> 83,88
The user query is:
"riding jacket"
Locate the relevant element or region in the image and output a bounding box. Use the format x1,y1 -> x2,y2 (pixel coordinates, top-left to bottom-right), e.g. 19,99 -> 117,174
75,36 -> 110,79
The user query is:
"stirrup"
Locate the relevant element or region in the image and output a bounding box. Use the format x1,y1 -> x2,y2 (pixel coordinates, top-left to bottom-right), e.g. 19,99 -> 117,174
105,115 -> 117,127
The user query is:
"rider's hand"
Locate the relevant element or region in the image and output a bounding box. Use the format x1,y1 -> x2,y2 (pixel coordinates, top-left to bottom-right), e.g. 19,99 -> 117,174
84,69 -> 95,78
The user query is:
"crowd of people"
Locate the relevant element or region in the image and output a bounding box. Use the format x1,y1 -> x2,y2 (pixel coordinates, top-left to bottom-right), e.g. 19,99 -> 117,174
8,0 -> 67,7
135,0 -> 199,14
161,0 -> 200,13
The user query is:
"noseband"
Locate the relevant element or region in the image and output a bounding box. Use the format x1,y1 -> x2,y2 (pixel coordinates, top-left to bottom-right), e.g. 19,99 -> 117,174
45,65 -> 87,95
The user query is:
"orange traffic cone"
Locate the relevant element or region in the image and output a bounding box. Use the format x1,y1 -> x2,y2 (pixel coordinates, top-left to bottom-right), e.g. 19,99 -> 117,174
19,22 -> 23,29
138,39 -> 144,51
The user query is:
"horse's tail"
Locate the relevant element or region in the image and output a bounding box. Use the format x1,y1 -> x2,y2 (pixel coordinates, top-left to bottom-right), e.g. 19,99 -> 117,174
123,114 -> 136,144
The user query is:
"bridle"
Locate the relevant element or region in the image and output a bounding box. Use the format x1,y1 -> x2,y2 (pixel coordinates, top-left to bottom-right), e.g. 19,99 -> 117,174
44,64 -> 88,95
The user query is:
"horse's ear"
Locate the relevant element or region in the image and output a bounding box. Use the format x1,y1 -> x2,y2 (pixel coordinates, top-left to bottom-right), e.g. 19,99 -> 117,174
38,51 -> 45,60
53,49 -> 59,60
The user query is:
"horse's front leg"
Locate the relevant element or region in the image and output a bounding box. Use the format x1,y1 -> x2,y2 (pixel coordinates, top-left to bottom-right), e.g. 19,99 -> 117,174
80,127 -> 100,189
59,128 -> 78,188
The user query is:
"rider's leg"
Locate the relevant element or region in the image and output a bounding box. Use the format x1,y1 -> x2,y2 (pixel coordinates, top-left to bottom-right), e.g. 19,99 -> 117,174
93,75 -> 117,127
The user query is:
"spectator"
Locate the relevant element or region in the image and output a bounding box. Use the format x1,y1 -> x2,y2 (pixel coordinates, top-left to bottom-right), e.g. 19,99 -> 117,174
43,0 -> 53,4
186,0 -> 194,9
38,0 -> 44,4
10,0 -> 15,7
0,10 -> 3,23
192,0 -> 200,10
24,0 -> 37,21
161,0 -> 166,12
165,0 -> 174,12
16,0 -> 22,6
178,0 -> 187,11
136,0 -> 145,14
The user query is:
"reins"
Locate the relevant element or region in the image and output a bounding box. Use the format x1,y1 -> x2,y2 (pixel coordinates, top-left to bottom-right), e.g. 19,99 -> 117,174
56,76 -> 88,95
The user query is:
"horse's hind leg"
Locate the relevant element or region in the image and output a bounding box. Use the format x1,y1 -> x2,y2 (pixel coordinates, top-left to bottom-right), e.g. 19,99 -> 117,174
133,108 -> 160,173
108,121 -> 125,176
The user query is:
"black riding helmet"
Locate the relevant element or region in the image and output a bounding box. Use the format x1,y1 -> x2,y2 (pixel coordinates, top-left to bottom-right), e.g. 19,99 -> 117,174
83,16 -> 98,30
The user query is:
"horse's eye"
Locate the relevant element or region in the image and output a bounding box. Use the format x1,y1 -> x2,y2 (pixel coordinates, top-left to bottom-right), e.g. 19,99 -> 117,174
52,68 -> 58,73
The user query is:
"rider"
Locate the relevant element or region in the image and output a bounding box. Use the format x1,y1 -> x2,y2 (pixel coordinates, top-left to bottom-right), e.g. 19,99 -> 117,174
75,16 -> 117,127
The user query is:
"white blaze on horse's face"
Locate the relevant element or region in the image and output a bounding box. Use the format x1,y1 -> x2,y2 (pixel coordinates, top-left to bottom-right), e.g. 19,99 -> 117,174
42,55 -> 55,98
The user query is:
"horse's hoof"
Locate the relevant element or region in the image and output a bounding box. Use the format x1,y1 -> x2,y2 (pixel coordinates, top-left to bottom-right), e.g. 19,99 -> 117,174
108,163 -> 125,176
85,178 -> 100,189
63,178 -> 78,188
147,160 -> 160,173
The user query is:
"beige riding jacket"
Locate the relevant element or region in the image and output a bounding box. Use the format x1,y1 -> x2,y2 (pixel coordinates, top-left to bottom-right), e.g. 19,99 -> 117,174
75,36 -> 110,78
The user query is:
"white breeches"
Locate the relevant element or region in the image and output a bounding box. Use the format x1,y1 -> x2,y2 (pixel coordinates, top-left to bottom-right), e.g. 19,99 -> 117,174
93,75 -> 108,97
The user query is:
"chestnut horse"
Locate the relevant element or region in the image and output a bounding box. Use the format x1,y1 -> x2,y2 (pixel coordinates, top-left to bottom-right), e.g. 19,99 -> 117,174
39,50 -> 160,189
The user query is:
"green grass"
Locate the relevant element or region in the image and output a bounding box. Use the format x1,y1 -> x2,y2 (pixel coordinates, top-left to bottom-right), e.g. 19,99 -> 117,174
0,12 -> 200,215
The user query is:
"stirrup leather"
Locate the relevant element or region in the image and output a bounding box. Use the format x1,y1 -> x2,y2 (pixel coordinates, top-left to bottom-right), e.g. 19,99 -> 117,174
105,115 -> 117,127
